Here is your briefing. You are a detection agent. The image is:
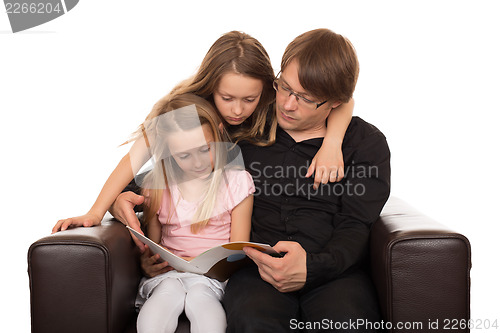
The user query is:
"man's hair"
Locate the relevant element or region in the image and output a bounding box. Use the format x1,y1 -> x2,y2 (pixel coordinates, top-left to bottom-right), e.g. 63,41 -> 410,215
281,29 -> 359,103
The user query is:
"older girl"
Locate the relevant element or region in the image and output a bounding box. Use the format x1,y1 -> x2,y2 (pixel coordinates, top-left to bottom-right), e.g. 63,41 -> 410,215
53,31 -> 353,235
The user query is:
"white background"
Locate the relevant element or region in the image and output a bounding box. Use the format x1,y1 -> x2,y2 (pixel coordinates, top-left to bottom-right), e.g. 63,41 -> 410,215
1,0 -> 499,331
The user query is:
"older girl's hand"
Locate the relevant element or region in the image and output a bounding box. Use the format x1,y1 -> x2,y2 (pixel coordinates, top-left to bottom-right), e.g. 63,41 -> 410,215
306,140 -> 345,189
52,212 -> 101,233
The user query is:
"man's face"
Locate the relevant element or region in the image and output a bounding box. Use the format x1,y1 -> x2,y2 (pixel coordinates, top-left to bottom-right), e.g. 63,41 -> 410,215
276,60 -> 338,140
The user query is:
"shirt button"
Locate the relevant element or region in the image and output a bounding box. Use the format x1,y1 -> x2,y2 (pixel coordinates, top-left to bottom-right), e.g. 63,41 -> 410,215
287,236 -> 293,240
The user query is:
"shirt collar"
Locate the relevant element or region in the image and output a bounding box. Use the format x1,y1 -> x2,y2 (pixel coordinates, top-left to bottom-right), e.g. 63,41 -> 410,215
276,126 -> 324,147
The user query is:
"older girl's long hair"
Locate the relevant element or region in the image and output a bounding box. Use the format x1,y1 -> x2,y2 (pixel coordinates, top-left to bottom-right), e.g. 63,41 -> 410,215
140,94 -> 231,233
146,31 -> 277,146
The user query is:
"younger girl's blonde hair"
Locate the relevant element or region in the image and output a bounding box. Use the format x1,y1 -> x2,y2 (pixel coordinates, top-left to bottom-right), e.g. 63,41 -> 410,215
139,93 -> 231,233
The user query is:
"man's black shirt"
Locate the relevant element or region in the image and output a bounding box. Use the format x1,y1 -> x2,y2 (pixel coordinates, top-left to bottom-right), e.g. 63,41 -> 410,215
239,116 -> 391,291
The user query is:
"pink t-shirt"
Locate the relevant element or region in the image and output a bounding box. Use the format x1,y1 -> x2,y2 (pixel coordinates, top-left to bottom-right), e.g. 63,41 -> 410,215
157,169 -> 255,258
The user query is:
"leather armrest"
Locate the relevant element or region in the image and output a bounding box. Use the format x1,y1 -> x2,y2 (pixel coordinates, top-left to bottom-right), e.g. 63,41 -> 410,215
370,197 -> 471,332
28,219 -> 142,333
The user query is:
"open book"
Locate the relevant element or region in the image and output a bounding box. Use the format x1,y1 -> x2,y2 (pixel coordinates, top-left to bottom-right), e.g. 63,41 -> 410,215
127,226 -> 280,281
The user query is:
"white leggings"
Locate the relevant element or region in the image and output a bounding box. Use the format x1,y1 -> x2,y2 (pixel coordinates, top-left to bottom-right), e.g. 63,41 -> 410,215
137,276 -> 226,333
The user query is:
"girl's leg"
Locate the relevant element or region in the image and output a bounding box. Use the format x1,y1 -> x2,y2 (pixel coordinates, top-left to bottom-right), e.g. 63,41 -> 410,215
137,278 -> 186,333
184,283 -> 226,333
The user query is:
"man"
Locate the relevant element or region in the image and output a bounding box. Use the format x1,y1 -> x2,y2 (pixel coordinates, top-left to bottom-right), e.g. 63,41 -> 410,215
222,29 -> 390,332
112,29 -> 390,332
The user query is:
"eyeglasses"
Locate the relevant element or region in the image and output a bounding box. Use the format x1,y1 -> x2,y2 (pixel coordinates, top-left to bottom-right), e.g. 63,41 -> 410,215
273,79 -> 328,110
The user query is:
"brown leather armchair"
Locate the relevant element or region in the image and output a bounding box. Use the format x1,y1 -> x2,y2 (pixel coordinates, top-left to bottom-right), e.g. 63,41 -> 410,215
28,197 -> 471,333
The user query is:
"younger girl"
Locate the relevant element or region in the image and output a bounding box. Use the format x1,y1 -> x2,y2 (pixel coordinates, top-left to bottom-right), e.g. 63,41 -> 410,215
134,94 -> 254,333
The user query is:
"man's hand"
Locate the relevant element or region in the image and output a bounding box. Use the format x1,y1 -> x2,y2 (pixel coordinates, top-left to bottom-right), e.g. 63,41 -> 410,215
140,245 -> 173,278
244,241 -> 307,293
109,191 -> 145,250
109,191 -> 144,227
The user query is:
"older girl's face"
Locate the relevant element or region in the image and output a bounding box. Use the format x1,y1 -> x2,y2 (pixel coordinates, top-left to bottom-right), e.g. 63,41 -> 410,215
213,73 -> 263,126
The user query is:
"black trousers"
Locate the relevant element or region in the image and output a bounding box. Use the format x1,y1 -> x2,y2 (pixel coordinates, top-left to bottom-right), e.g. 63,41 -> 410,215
223,264 -> 381,333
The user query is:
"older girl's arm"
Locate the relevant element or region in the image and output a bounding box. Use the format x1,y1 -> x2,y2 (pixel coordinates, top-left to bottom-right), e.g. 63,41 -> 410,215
306,98 -> 354,189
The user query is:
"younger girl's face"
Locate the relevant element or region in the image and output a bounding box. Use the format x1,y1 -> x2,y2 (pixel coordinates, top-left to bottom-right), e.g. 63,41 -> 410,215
213,73 -> 263,126
167,124 -> 215,180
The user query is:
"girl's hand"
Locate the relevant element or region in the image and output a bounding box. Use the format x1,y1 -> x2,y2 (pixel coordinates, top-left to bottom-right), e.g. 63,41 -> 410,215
306,140 -> 345,189
140,245 -> 173,278
52,212 -> 101,233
